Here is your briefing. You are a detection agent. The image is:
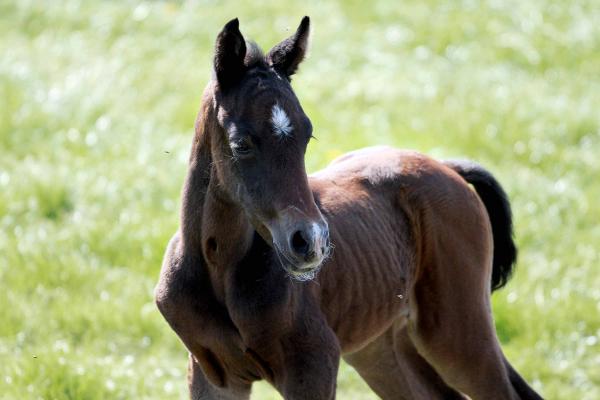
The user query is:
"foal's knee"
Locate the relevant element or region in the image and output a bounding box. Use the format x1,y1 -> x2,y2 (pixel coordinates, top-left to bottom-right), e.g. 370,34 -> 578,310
154,264 -> 188,328
155,233 -> 188,323
154,273 -> 190,330
154,281 -> 174,319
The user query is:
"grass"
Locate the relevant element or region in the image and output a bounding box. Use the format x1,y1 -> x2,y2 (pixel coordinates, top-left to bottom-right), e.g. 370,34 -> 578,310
1,0 -> 599,398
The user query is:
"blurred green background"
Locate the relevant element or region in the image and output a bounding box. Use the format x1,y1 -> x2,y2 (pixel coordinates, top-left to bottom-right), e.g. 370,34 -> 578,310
1,1 -> 599,399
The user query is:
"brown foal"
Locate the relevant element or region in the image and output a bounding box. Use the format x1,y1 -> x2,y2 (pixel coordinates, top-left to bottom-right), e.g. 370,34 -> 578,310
155,17 -> 543,400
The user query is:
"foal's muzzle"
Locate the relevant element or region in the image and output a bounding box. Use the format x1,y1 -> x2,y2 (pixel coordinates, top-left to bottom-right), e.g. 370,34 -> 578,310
289,222 -> 330,264
267,209 -> 331,280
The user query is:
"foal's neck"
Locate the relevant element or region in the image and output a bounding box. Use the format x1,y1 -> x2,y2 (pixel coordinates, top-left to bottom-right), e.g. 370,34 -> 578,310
203,169 -> 255,262
181,102 -> 267,287
180,107 -> 297,307
181,101 -> 255,257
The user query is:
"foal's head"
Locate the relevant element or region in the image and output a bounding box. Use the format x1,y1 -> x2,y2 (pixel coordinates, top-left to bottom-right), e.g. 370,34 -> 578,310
204,17 -> 329,280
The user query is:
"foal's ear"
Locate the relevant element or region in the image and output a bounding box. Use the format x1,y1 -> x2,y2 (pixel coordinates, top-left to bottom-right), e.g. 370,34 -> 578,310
267,16 -> 310,79
214,18 -> 247,90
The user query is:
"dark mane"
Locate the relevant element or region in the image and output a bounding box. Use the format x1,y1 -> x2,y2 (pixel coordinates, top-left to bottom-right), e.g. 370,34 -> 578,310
244,41 -> 267,69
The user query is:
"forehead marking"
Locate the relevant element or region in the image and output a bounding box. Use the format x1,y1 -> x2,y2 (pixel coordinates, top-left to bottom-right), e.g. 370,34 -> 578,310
271,103 -> 293,138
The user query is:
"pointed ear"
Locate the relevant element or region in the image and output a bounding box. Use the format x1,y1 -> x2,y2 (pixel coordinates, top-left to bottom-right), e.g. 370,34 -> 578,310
267,16 -> 310,79
214,18 -> 247,90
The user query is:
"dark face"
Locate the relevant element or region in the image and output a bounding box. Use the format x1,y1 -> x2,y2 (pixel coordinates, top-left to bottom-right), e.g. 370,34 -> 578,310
210,18 -> 330,280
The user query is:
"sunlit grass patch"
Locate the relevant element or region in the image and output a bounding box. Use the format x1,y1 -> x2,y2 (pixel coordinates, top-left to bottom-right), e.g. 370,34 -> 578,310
1,0 -> 599,398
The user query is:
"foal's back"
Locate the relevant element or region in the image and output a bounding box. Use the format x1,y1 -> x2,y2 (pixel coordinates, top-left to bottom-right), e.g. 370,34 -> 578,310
310,147 -> 489,353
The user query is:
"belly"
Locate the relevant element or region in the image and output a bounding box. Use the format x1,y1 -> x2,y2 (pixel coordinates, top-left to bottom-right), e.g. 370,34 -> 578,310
315,184 -> 415,353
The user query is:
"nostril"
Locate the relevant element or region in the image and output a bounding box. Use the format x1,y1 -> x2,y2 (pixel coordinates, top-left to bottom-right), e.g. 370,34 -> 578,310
291,230 -> 310,256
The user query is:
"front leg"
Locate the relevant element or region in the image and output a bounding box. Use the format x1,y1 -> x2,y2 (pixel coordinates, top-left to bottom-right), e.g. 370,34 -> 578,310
155,233 -> 248,396
276,318 -> 341,400
188,354 -> 250,400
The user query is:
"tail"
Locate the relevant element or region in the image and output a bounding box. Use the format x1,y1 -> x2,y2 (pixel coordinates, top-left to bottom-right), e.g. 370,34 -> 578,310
444,160 -> 517,292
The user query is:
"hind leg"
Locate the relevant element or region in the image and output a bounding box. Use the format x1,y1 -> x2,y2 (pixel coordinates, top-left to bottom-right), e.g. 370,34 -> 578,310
409,299 -> 515,399
409,210 -> 541,399
344,323 -> 465,400
188,354 -> 251,400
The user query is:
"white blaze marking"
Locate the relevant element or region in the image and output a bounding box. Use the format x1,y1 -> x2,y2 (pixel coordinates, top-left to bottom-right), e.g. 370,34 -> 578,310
312,222 -> 323,254
311,222 -> 329,260
271,104 -> 293,137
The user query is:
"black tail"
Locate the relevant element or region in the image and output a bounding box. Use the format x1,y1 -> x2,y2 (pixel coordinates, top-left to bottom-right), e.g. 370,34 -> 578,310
444,160 -> 517,292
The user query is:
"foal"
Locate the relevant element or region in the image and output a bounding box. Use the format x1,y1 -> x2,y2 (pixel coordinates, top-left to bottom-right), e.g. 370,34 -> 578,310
155,17 -> 543,400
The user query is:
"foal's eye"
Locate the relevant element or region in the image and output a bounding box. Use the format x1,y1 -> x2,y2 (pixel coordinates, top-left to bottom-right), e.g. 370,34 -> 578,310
231,140 -> 253,157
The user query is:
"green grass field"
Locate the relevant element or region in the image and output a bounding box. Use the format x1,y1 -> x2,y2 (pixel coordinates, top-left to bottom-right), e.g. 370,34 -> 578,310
1,1 -> 599,399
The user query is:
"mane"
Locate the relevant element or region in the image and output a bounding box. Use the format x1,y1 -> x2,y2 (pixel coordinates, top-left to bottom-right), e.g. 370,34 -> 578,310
244,41 -> 267,69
